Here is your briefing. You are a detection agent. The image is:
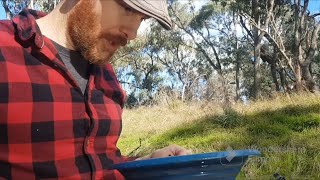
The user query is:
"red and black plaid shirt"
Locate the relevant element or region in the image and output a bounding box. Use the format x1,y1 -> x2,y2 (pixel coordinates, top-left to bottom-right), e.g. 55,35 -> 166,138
0,9 -> 129,180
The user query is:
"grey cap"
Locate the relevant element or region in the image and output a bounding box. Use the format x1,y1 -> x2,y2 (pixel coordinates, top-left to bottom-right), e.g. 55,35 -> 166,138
122,0 -> 173,30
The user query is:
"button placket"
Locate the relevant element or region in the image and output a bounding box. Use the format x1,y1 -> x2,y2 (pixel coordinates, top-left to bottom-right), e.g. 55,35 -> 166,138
86,137 -> 94,150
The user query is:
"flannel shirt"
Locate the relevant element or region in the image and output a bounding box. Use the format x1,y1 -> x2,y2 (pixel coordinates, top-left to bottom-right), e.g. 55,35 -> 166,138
0,9 -> 129,180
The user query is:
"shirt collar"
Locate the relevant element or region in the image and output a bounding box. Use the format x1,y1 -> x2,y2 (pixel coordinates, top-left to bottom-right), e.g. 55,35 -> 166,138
12,9 -> 46,49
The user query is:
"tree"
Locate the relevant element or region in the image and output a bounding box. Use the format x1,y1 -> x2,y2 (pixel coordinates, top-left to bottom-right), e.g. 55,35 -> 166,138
113,33 -> 165,105
292,0 -> 320,92
146,22 -> 205,102
239,0 -> 320,93
1,0 -> 29,19
1,0 -> 60,20
169,1 -> 236,105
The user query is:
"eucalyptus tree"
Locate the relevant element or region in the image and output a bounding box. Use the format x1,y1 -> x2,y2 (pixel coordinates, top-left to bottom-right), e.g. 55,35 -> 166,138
1,0 -> 29,19
229,0 -> 281,98
1,0 -> 60,19
112,34 -> 165,105
234,0 -> 320,93
146,22 -> 204,102
167,1 -> 232,104
291,0 -> 320,92
33,0 -> 60,12
234,0 -> 291,93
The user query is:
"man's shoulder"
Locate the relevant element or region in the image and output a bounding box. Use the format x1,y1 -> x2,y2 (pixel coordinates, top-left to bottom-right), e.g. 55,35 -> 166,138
0,19 -> 28,65
0,19 -> 17,45
0,19 -> 15,36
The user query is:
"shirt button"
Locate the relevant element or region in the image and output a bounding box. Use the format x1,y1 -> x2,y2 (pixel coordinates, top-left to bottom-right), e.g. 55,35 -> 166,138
86,138 -> 93,149
86,139 -> 90,147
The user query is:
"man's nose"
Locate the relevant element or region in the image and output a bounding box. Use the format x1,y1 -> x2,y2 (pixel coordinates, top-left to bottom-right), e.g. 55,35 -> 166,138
120,14 -> 144,40
121,27 -> 138,40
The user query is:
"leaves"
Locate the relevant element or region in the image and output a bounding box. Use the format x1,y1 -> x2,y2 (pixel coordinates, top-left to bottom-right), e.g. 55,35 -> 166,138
2,0 -> 319,104
1,0 -> 60,19
189,4 -> 215,30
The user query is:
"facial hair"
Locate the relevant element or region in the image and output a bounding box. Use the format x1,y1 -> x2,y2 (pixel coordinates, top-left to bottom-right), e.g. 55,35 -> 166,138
67,0 -> 127,65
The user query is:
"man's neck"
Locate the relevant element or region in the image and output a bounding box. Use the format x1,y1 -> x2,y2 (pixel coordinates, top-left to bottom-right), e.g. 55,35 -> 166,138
36,0 -> 77,50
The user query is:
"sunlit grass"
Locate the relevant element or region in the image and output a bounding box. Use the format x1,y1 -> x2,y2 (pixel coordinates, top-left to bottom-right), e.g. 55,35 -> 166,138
118,93 -> 320,179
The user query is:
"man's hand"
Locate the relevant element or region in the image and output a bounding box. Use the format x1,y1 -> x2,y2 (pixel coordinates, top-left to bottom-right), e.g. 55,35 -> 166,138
135,144 -> 192,160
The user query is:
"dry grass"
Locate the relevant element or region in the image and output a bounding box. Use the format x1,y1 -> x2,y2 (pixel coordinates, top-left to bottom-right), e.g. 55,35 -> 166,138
120,93 -> 320,143
118,93 -> 320,179
235,93 -> 320,114
121,101 -> 223,138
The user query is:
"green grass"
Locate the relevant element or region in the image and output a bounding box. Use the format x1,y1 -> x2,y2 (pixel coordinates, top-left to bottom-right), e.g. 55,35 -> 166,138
118,94 -> 320,179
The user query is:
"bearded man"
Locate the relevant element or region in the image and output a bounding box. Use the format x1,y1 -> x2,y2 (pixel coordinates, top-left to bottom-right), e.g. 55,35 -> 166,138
0,0 -> 191,179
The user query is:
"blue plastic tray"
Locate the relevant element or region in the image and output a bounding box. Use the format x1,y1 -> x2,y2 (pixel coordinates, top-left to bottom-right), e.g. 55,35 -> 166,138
112,149 -> 260,180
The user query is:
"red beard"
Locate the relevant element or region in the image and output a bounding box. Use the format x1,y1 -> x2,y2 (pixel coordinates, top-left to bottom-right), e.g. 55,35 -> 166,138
67,0 -> 127,65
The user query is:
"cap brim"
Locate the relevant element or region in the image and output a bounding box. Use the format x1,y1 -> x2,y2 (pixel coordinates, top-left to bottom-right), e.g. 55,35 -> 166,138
122,0 -> 172,30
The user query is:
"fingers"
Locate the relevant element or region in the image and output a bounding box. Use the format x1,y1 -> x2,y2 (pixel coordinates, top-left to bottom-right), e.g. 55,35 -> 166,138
136,145 -> 193,160
135,154 -> 151,160
175,148 -> 193,156
168,144 -> 193,156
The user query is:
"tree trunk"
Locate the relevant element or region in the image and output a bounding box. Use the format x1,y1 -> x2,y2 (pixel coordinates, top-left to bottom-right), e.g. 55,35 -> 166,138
293,0 -> 302,92
294,63 -> 303,91
181,83 -> 186,102
271,60 -> 280,91
235,51 -> 241,101
233,12 -> 241,101
279,67 -> 288,92
220,73 -> 231,110
271,45 -> 280,91
301,63 -> 316,92
252,0 -> 261,99
28,0 -> 34,9
302,23 -> 320,92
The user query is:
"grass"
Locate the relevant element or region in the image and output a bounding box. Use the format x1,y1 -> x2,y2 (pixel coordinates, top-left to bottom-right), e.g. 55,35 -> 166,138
118,93 -> 320,179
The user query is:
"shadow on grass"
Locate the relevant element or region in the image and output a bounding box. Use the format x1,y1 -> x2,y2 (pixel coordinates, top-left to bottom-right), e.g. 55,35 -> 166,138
128,104 -> 320,180
151,104 -> 320,148
147,104 -> 320,178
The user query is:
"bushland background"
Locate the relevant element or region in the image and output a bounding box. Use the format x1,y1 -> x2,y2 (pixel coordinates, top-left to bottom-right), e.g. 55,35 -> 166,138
1,0 -> 320,179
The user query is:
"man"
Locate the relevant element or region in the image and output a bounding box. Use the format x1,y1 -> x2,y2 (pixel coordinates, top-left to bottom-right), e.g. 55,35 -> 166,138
0,0 -> 191,179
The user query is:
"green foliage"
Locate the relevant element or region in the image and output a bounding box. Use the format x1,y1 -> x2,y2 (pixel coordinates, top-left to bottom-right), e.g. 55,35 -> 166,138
34,0 -> 61,13
1,0 -> 61,18
126,92 -> 138,108
189,4 -> 215,29
248,123 -> 290,139
4,0 -> 319,102
119,96 -> 320,178
114,0 -> 320,103
216,108 -> 243,128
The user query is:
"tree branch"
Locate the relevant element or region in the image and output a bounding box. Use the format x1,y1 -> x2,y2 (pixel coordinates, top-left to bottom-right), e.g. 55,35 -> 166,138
311,13 -> 320,18
239,15 -> 253,39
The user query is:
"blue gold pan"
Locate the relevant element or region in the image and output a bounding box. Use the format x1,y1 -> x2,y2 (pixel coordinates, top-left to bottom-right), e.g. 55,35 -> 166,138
111,149 -> 261,180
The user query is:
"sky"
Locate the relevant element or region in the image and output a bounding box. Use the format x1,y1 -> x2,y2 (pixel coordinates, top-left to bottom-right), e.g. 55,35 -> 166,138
0,5 -> 4,19
308,0 -> 320,13
0,0 -> 319,28
1,0 -> 319,20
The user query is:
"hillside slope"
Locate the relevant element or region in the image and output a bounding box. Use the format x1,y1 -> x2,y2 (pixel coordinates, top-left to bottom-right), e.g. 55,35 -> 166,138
118,94 -> 320,179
